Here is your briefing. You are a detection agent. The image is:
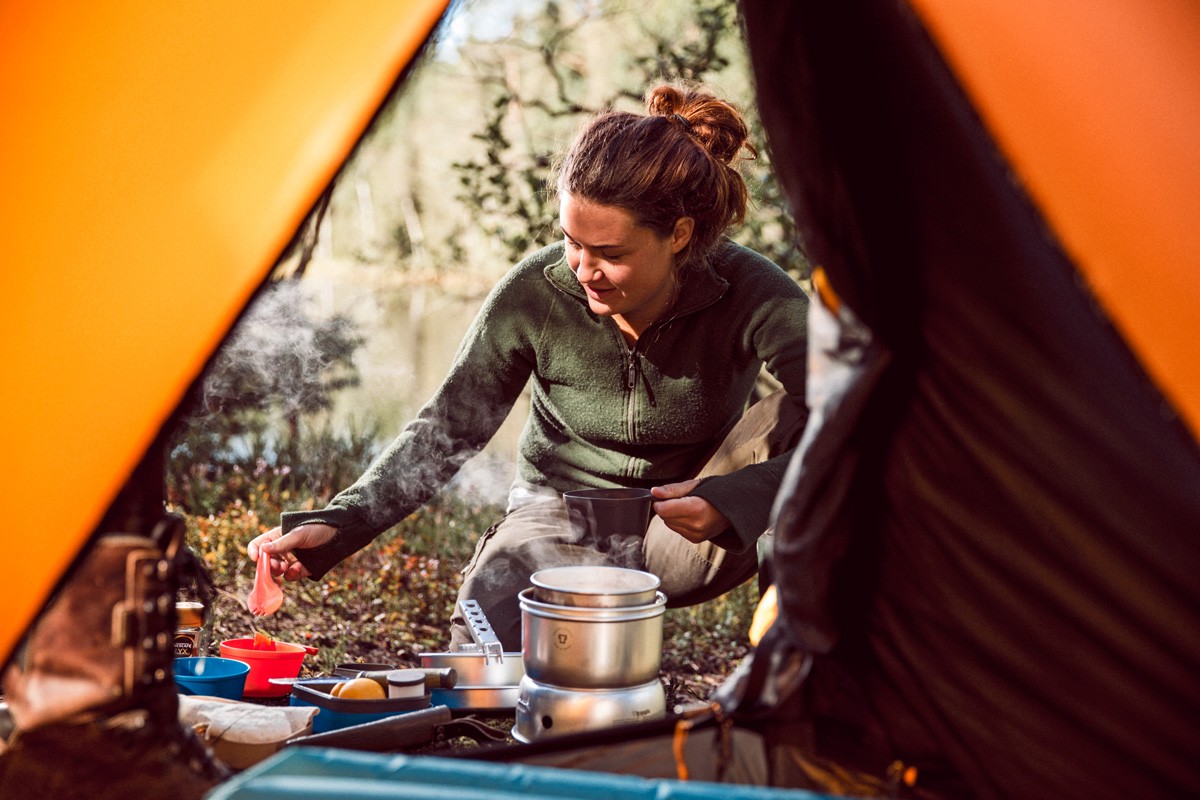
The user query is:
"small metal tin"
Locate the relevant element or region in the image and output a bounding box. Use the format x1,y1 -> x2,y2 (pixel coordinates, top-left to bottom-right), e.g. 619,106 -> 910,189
386,669 -> 426,699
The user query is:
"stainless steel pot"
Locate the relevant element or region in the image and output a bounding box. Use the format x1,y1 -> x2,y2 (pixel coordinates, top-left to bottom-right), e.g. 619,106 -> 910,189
519,587 -> 665,689
417,650 -> 524,687
530,565 -> 660,608
417,599 -> 524,691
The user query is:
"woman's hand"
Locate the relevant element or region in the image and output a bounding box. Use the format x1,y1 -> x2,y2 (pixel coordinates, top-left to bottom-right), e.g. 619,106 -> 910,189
247,523 -> 337,582
650,479 -> 730,544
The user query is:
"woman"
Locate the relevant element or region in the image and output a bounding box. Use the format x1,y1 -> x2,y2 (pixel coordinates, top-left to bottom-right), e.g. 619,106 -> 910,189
248,83 -> 810,649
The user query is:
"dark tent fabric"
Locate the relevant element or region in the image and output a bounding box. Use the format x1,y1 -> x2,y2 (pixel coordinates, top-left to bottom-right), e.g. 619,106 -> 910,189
742,2 -> 1200,799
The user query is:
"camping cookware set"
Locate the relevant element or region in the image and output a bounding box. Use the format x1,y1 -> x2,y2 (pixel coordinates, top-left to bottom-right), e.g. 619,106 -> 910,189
417,487 -> 667,734
193,490 -> 667,743
513,565 -> 667,742
201,566 -> 667,733
416,565 -> 668,742
411,563 -> 668,742
510,488 -> 667,741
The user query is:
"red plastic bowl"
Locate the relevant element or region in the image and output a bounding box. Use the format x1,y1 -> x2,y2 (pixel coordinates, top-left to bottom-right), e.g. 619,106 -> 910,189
219,638 -> 318,697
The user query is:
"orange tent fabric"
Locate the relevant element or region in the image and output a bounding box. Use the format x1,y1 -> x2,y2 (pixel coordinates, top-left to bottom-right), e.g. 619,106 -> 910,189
911,0 -> 1200,437
0,0 -> 448,665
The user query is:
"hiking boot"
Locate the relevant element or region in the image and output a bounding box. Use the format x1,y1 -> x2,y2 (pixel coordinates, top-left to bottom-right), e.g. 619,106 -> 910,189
0,516 -> 229,800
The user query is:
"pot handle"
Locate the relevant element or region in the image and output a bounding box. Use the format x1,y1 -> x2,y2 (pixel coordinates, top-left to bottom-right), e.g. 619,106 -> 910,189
302,645 -> 319,655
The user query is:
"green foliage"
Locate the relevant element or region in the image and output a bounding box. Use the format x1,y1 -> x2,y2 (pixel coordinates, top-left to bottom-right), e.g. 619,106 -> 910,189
447,0 -> 810,280
734,157 -> 809,282
168,423 -> 381,518
628,0 -> 732,82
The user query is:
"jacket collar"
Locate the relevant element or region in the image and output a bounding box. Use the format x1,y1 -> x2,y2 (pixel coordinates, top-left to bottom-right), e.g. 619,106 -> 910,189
544,242 -> 731,318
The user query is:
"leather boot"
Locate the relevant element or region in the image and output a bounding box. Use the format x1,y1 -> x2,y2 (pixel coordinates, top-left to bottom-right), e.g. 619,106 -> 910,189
0,516 -> 229,800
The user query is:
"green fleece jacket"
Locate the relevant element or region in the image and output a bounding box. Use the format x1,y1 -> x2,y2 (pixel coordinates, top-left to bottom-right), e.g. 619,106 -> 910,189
284,240 -> 809,578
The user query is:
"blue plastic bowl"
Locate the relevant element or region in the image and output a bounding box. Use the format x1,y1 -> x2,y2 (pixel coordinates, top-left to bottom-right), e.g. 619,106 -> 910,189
174,656 -> 250,700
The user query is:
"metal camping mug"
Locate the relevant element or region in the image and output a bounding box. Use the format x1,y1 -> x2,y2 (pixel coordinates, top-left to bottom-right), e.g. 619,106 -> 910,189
561,487 -> 653,552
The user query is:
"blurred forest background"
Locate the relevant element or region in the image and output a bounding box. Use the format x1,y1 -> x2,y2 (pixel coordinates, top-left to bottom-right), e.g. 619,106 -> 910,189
167,0 -> 808,702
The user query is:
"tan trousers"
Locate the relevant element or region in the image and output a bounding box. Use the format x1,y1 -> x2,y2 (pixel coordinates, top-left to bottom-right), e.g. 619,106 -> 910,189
450,389 -> 807,650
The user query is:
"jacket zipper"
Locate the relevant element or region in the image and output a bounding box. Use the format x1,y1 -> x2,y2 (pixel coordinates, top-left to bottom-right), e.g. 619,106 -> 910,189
621,311 -> 678,448
624,339 -> 640,447
625,347 -> 640,390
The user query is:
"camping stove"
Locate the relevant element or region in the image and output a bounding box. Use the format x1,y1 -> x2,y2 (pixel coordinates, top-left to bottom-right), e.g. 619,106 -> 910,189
512,567 -> 667,742
512,674 -> 665,742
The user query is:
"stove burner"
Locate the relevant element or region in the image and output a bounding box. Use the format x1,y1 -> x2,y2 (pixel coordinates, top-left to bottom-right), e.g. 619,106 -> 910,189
512,675 -> 666,742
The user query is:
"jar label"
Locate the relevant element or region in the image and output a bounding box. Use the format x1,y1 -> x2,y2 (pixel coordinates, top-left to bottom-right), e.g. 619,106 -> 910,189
174,631 -> 199,657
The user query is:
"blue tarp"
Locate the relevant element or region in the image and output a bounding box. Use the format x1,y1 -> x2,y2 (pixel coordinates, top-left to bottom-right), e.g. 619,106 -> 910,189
206,748 -> 841,800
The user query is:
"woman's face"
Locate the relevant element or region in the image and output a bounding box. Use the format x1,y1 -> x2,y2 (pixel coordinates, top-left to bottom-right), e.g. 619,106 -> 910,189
559,192 -> 693,339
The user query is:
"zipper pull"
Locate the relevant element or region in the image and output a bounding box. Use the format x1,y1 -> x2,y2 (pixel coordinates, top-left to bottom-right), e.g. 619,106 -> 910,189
625,351 -> 639,389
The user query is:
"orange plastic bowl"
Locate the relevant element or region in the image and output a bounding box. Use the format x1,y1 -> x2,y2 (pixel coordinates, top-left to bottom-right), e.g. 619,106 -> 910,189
219,638 -> 318,697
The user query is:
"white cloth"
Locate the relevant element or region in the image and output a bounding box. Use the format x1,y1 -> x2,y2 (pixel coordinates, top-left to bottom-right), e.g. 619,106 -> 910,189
178,696 -> 316,746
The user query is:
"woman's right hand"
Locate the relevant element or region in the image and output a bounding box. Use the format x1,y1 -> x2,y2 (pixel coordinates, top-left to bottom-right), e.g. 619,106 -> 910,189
247,523 -> 337,582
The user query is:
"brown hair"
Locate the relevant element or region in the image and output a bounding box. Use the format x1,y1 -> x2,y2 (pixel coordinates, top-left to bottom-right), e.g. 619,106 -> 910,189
550,83 -> 755,270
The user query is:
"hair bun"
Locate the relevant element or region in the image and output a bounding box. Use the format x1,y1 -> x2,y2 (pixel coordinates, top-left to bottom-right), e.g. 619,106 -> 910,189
644,84 -> 750,165
645,84 -> 686,117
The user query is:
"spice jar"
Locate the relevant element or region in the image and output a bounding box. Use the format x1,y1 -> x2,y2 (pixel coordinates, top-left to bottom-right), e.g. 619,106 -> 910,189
174,601 -> 208,657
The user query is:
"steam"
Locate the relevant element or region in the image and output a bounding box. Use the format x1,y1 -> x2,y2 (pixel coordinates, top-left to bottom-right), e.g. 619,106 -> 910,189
198,279 -> 354,424
446,452 -> 516,508
464,493 -> 652,598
